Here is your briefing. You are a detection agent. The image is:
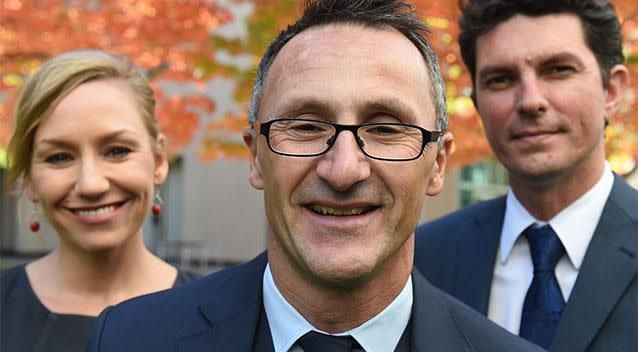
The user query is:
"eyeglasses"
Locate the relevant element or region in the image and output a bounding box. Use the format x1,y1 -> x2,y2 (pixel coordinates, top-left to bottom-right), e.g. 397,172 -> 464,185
254,118 -> 442,161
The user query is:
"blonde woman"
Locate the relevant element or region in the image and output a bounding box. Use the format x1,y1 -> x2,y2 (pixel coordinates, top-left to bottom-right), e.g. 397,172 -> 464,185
1,50 -> 199,352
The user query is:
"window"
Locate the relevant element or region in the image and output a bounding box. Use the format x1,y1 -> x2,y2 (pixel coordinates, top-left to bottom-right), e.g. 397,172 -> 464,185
459,160 -> 509,207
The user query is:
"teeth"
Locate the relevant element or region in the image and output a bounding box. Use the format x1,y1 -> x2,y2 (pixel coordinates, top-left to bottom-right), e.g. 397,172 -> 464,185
312,205 -> 365,216
77,205 -> 116,217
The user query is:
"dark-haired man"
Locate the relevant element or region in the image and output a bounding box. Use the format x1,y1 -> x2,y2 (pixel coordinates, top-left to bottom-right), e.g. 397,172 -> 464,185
87,0 -> 541,351
415,1 -> 635,351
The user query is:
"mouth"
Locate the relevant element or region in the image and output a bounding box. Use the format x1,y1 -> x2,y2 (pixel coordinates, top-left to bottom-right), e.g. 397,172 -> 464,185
309,204 -> 378,216
68,201 -> 126,217
511,129 -> 560,142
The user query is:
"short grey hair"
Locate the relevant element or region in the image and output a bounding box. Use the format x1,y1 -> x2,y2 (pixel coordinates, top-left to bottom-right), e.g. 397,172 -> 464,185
248,0 -> 448,133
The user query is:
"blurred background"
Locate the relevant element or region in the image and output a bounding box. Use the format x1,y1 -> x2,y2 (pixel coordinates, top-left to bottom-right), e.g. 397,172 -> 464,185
1,0 -> 637,274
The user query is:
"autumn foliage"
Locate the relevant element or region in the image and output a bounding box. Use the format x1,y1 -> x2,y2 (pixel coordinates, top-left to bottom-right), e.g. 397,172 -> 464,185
1,0 -> 637,173
1,0 -> 231,157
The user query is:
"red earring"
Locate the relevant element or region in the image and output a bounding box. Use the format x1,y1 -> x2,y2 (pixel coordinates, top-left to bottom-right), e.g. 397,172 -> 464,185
30,221 -> 40,232
30,203 -> 41,232
152,190 -> 163,216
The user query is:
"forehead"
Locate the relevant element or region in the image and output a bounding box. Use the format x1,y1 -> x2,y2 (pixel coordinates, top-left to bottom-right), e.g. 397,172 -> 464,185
36,79 -> 146,139
476,13 -> 593,69
260,23 -> 434,124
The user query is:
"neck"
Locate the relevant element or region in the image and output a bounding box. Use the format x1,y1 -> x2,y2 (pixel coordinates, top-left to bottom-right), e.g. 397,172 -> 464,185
269,236 -> 413,333
509,160 -> 606,221
51,233 -> 152,294
27,231 -> 175,313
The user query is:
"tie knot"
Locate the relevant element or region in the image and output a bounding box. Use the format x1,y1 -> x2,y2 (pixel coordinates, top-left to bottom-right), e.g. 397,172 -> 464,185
297,331 -> 361,352
524,224 -> 565,272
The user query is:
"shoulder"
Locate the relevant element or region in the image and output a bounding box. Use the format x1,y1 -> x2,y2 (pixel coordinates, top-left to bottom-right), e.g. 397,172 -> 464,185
87,253 -> 267,350
608,174 -> 638,221
173,269 -> 201,286
417,197 -> 504,233
411,271 -> 542,352
1,265 -> 48,352
1,265 -> 27,296
443,294 -> 542,352
423,278 -> 542,352
1,265 -> 30,307
415,197 -> 505,247
109,253 -> 265,318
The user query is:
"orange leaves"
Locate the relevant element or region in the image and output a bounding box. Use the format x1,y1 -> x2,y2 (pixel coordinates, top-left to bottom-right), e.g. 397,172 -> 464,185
155,93 -> 216,155
1,0 -> 231,63
1,0 -> 232,159
411,0 -> 488,168
200,113 -> 250,162
2,0 -> 637,170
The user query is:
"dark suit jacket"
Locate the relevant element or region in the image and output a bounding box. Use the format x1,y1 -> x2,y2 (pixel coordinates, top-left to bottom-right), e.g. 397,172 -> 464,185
87,252 -> 542,351
415,174 -> 637,352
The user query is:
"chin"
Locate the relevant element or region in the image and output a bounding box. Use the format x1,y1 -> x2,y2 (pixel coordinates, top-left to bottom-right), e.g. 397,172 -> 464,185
68,231 -> 136,254
305,256 -> 380,289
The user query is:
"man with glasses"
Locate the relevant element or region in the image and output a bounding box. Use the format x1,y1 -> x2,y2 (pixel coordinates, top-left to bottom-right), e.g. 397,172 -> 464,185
255,119 -> 442,161
87,1 -> 541,351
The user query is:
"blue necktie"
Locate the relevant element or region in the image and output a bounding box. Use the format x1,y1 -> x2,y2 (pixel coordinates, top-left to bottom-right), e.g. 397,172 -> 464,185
519,224 -> 566,349
297,331 -> 362,352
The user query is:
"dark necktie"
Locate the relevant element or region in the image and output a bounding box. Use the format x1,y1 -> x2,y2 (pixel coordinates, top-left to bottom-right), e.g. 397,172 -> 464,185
519,224 -> 566,349
297,331 -> 362,352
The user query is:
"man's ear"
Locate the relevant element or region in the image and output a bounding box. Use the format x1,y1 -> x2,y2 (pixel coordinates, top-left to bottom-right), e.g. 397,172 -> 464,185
426,131 -> 454,197
604,64 -> 629,118
243,127 -> 264,190
153,133 -> 169,185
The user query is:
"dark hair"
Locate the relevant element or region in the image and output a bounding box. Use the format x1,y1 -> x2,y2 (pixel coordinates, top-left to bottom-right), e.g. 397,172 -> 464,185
459,0 -> 624,88
249,0 -> 448,132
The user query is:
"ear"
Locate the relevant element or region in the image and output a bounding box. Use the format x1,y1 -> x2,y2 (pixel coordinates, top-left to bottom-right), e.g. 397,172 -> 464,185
604,64 -> 629,117
243,127 -> 264,190
24,175 -> 39,202
426,131 -> 454,197
153,133 -> 169,185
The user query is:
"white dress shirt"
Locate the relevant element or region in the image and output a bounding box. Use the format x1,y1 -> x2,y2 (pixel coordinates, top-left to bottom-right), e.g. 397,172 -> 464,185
487,163 -> 614,334
263,264 -> 412,352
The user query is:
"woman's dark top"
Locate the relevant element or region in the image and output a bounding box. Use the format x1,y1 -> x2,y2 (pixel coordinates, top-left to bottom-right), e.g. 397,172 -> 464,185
0,265 -> 200,352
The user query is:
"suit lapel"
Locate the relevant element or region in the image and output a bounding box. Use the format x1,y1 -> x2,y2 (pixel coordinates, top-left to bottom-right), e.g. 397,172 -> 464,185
552,176 -> 638,352
177,253 -> 269,352
410,269 -> 468,351
453,197 -> 506,314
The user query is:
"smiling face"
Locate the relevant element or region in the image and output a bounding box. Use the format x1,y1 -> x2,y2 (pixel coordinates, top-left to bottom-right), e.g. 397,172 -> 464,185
474,14 -> 628,192
25,79 -> 168,252
244,24 -> 451,289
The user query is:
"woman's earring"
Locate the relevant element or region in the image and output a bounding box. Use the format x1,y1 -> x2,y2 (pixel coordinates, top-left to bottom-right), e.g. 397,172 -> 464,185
152,190 -> 163,216
30,203 -> 40,232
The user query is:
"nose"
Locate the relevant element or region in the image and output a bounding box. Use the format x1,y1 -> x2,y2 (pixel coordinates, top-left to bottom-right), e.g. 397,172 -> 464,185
316,130 -> 371,192
75,157 -> 109,197
516,74 -> 548,117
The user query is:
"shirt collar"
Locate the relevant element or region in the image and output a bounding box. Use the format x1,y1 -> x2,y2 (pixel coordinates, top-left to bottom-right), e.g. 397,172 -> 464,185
263,264 -> 412,352
500,163 -> 614,268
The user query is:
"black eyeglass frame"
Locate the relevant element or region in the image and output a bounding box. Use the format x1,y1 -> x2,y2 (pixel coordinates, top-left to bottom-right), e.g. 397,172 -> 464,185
254,118 -> 443,162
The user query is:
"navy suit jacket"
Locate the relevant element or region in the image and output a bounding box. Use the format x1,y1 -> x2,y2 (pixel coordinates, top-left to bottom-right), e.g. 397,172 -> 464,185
87,252 -> 542,351
415,174 -> 637,352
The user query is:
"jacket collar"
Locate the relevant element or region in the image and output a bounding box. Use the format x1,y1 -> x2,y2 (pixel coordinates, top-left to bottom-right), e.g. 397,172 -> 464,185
551,175 -> 637,351
177,253 -> 268,351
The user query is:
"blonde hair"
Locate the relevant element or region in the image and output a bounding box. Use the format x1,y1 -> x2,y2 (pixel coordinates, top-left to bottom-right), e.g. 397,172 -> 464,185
6,50 -> 158,191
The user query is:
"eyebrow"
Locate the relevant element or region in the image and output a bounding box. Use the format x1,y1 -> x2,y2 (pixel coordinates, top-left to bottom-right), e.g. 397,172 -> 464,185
271,96 -> 419,123
477,52 -> 585,80
37,130 -> 139,148
272,98 -> 334,119
364,98 -> 419,123
539,52 -> 585,69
